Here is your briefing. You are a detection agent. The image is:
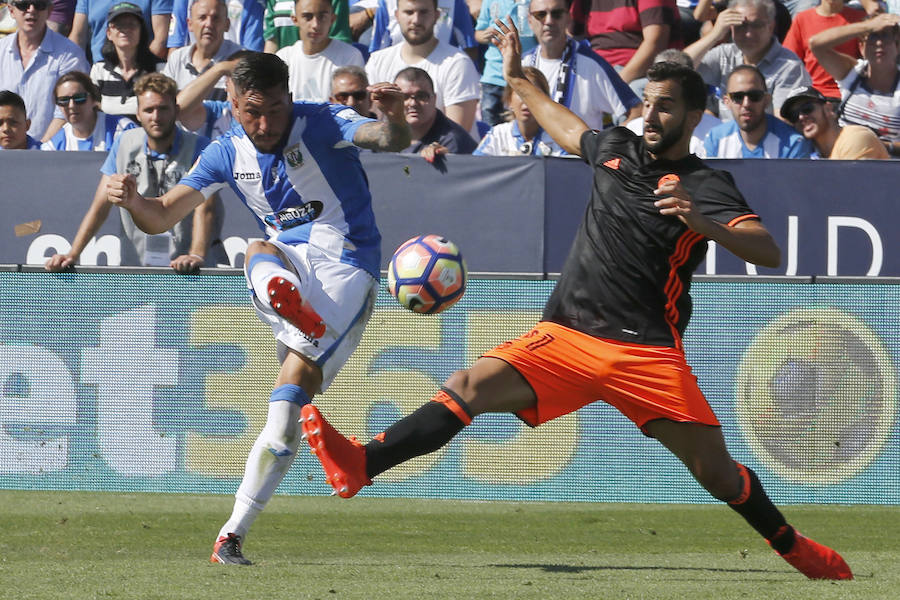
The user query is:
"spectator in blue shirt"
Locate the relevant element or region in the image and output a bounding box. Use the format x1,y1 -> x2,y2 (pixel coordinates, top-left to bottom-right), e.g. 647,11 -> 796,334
69,0 -> 172,61
0,0 -> 89,139
42,70 -> 136,150
703,64 -> 813,157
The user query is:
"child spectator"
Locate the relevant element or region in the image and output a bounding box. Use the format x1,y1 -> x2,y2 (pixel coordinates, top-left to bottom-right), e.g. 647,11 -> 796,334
0,90 -> 42,149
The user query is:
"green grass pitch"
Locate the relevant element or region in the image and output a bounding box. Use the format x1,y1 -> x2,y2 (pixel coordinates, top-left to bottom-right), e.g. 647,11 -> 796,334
2,491 -> 898,599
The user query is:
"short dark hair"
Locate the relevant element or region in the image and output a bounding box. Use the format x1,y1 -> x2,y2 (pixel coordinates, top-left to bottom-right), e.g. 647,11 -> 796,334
54,71 -> 101,103
726,64 -> 768,91
231,52 -> 290,96
393,67 -> 434,93
646,61 -> 707,112
0,90 -> 26,114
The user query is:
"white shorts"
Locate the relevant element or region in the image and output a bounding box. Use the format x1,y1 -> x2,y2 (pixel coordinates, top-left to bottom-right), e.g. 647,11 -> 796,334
247,239 -> 378,391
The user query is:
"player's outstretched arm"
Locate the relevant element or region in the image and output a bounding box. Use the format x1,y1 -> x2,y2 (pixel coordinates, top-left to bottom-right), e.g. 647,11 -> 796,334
490,18 -> 588,157
353,83 -> 412,151
45,174 -> 115,271
107,175 -> 207,235
654,179 -> 781,268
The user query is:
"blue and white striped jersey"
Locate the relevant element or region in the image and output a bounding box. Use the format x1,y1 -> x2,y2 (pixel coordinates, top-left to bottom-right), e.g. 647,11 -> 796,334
180,101 -> 381,278
42,112 -> 135,152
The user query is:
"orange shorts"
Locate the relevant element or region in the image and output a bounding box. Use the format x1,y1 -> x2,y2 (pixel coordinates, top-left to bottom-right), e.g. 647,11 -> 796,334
482,321 -> 719,432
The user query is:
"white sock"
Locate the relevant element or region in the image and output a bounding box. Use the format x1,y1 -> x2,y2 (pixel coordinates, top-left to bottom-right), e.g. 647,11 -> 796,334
246,255 -> 300,311
217,400 -> 302,540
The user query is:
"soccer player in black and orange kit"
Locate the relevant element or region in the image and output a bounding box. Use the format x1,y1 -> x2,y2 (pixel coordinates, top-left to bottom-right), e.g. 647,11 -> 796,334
299,18 -> 853,581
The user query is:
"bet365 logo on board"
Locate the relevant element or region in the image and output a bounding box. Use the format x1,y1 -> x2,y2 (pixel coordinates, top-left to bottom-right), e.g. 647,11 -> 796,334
736,308 -> 895,485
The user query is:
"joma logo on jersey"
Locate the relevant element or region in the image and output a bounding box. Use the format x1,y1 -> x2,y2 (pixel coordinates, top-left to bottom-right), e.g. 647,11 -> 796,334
264,201 -> 324,230
285,144 -> 303,168
233,171 -> 261,181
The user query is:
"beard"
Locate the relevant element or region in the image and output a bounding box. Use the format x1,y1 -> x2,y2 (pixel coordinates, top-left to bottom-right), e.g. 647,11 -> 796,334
644,116 -> 686,156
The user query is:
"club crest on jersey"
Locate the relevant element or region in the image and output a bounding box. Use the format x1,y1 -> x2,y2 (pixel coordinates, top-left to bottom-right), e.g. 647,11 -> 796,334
284,144 -> 303,168
264,201 -> 324,230
125,160 -> 142,177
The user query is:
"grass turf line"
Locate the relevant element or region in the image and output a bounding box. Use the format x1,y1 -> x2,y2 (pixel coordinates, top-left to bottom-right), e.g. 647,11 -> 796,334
1,491 -> 897,599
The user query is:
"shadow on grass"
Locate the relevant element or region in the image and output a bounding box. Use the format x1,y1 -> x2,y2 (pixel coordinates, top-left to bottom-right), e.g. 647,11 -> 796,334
490,563 -> 782,575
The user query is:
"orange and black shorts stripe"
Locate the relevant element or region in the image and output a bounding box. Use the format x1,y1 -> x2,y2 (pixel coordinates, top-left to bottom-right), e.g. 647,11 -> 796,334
482,321 -> 719,432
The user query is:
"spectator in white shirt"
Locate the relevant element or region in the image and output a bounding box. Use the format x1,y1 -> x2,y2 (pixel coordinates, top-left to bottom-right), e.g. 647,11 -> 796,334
276,0 -> 364,101
365,0 -> 479,133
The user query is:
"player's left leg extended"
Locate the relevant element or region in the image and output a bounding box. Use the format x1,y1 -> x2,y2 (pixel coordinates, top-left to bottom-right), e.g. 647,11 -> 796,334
212,353 -> 320,565
645,420 -> 853,580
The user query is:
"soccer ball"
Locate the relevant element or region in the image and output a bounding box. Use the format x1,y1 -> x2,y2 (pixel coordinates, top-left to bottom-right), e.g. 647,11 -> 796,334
387,234 -> 467,314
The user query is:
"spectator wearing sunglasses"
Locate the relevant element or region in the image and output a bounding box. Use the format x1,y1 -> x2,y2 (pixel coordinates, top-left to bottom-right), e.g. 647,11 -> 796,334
0,90 -> 42,149
685,0 -> 812,121
0,0 -> 89,140
89,2 -> 165,119
393,66 -> 476,161
521,0 -> 642,131
702,64 -> 813,157
809,12 -> 900,156
329,65 -> 375,117
42,70 -> 136,150
780,84 -> 888,158
276,0 -> 364,102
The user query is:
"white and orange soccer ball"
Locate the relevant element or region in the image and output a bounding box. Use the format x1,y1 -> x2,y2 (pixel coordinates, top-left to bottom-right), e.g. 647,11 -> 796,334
387,234 -> 467,314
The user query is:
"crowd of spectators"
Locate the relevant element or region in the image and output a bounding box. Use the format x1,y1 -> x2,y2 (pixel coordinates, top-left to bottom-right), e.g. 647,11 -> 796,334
2,0 -> 899,157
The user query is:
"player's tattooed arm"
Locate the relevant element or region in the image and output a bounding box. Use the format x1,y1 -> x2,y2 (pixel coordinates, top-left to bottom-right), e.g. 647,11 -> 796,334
353,82 -> 412,152
353,119 -> 412,152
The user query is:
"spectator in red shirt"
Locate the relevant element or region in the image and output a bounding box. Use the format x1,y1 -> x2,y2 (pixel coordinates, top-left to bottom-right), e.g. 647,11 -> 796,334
782,0 -> 865,99
569,0 -> 683,92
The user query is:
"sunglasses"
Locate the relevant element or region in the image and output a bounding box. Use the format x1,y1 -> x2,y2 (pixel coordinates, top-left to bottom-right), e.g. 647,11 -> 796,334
530,8 -> 567,20
788,100 -> 819,123
403,91 -> 432,102
728,89 -> 766,104
333,90 -> 367,102
12,0 -> 50,10
56,93 -> 89,106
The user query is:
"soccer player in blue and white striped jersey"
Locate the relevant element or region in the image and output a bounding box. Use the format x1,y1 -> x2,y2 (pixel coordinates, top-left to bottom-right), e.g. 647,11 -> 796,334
106,51 -> 411,565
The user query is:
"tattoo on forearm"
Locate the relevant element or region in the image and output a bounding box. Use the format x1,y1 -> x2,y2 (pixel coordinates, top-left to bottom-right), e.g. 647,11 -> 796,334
354,121 -> 411,152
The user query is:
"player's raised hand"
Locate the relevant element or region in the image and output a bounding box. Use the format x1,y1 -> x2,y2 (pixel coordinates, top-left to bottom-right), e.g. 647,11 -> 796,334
107,173 -> 137,208
368,82 -> 406,123
490,17 -> 527,85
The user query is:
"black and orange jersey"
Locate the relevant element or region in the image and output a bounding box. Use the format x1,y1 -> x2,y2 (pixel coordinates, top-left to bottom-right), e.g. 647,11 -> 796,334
542,127 -> 759,349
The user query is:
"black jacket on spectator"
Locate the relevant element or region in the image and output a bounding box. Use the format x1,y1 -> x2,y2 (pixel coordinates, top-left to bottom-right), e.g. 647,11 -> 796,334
401,110 -> 478,155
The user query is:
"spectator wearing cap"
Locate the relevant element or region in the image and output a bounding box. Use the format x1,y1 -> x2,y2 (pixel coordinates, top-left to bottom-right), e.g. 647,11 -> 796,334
810,12 -> 900,156
0,0 -> 89,140
89,2 -> 165,118
69,0 -> 172,62
703,64 -> 814,157
0,90 -> 42,149
42,70 -> 136,150
781,84 -> 889,158
162,0 -> 242,101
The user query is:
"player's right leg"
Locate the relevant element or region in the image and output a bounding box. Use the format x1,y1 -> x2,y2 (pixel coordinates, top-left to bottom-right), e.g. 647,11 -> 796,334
245,241 -> 325,339
212,353 -> 318,565
301,356 -> 536,498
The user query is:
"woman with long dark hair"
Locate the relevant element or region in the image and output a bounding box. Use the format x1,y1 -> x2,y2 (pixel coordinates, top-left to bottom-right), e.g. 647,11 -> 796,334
89,2 -> 162,119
